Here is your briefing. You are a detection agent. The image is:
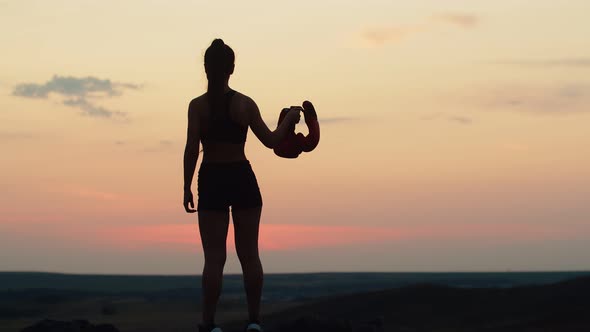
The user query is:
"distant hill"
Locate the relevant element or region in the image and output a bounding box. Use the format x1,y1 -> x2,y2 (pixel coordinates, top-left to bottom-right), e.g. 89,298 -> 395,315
2,271 -> 589,299
250,275 -> 590,332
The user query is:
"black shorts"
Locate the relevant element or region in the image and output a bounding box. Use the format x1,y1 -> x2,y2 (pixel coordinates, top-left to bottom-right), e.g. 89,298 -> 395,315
197,160 -> 263,212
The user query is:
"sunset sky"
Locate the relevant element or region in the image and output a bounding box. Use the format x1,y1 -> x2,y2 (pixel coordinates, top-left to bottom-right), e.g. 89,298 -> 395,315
1,0 -> 590,274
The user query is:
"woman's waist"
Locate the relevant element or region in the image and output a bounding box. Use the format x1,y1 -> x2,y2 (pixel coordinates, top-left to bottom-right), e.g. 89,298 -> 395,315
203,148 -> 248,163
200,159 -> 250,166
201,154 -> 248,164
201,142 -> 246,161
198,159 -> 254,180
199,158 -> 252,172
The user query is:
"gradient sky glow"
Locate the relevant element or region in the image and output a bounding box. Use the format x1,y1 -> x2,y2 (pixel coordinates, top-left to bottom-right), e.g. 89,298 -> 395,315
1,0 -> 590,274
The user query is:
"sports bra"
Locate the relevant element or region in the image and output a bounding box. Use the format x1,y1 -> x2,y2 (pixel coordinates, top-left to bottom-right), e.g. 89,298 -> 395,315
201,90 -> 247,144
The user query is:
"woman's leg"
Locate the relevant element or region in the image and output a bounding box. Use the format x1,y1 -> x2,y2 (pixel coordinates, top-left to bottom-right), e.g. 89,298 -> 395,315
232,206 -> 263,323
198,209 -> 230,326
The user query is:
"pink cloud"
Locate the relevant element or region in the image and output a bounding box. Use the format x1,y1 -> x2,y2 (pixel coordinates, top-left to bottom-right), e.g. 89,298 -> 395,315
90,224 -> 410,251
4,217 -> 587,254
88,222 -> 589,252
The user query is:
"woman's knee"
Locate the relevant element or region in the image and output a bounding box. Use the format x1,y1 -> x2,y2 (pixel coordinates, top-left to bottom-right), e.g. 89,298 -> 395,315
237,249 -> 260,266
204,252 -> 227,268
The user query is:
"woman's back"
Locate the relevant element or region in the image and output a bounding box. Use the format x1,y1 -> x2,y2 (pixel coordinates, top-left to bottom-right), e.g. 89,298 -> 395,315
191,89 -> 252,163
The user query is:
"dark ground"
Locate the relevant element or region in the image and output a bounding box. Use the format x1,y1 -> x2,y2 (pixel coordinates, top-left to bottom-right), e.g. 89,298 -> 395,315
2,273 -> 590,332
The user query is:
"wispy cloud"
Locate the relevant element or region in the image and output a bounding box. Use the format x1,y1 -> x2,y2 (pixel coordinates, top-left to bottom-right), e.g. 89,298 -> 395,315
486,83 -> 590,114
320,117 -> 355,124
13,75 -> 140,119
13,75 -> 139,98
362,12 -> 479,46
141,139 -> 176,152
490,58 -> 590,68
432,13 -> 479,28
62,97 -> 125,118
422,113 -> 474,125
448,116 -> 473,124
0,131 -> 37,141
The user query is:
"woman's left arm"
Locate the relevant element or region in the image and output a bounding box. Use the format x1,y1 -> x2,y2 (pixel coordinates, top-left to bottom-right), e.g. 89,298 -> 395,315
183,99 -> 200,213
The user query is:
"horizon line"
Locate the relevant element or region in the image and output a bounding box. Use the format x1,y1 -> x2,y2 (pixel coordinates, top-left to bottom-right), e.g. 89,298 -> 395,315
2,270 -> 589,277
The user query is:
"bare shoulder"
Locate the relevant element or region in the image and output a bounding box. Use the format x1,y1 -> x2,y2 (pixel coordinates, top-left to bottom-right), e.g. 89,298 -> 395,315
189,93 -> 208,108
233,90 -> 255,109
188,93 -> 208,117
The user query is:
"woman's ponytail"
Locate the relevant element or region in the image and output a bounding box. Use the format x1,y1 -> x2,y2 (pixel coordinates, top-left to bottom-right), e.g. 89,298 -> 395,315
204,39 -> 235,113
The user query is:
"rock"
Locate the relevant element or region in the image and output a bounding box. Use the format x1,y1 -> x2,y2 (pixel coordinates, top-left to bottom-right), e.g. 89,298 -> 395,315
20,319 -> 120,332
270,315 -> 385,332
286,315 -> 352,332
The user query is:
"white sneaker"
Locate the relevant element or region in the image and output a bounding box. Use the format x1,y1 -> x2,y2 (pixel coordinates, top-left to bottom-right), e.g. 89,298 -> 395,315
198,324 -> 222,332
245,322 -> 262,332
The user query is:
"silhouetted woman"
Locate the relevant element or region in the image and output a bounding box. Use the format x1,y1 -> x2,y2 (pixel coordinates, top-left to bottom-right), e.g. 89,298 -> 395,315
183,39 -> 303,332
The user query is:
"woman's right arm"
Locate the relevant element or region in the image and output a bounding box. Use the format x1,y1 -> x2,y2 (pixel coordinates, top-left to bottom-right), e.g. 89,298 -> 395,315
183,99 -> 200,213
247,97 -> 300,149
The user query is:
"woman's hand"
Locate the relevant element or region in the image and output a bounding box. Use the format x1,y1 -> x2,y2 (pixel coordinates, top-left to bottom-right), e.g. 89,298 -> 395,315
183,189 -> 196,213
302,100 -> 317,120
285,106 -> 302,127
